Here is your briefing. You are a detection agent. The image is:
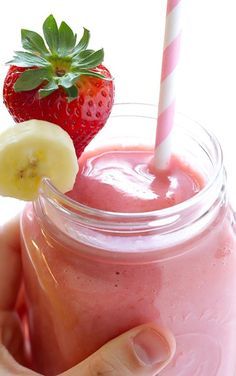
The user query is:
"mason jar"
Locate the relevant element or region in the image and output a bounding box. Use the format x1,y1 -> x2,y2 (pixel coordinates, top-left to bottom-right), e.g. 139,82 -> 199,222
21,103 -> 236,376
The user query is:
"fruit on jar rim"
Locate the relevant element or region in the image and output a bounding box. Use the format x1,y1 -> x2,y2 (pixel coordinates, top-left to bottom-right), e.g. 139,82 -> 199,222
3,15 -> 115,157
0,120 -> 78,201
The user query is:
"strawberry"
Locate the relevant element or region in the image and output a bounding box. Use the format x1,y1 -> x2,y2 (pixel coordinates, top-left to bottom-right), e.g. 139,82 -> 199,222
3,15 -> 114,157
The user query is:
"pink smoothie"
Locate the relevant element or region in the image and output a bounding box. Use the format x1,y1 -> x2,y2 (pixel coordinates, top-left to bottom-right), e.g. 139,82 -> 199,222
68,147 -> 203,212
21,146 -> 236,376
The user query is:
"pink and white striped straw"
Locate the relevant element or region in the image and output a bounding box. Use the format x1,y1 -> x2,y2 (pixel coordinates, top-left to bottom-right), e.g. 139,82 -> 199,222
154,0 -> 182,170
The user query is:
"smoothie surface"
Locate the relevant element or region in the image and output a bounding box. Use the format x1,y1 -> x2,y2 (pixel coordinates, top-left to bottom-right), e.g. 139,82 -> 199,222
68,147 -> 204,212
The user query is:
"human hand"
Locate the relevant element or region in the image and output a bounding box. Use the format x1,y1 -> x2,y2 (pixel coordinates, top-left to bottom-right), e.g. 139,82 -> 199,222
0,216 -> 176,375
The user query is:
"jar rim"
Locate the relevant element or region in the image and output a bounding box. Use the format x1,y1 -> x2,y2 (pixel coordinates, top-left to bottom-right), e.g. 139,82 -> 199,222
38,103 -> 224,225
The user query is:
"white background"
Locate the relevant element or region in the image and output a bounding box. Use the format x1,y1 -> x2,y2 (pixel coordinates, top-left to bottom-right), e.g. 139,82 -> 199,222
0,0 -> 235,223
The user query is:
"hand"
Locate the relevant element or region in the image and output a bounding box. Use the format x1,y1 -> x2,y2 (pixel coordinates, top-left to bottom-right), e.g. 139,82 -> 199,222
0,217 -> 176,375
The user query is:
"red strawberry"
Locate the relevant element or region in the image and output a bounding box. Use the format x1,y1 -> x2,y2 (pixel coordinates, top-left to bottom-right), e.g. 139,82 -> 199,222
3,15 -> 114,157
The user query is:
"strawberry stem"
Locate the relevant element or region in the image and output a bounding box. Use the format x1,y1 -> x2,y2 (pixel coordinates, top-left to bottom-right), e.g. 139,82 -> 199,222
56,69 -> 66,77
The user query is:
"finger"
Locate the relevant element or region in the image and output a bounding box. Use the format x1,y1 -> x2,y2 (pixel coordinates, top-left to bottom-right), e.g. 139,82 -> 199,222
0,215 -> 22,310
0,216 -> 29,369
0,344 -> 41,376
0,215 -> 43,375
0,308 -> 39,375
0,311 -> 24,365
60,323 -> 176,376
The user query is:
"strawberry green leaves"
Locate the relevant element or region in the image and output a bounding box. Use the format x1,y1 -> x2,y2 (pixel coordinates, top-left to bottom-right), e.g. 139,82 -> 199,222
39,80 -> 59,98
21,29 -> 49,55
58,72 -> 80,88
7,15 -> 107,100
43,15 -> 77,56
72,49 -> 104,69
43,15 -> 59,54
71,28 -> 90,56
14,68 -> 51,92
58,21 -> 77,55
64,86 -> 78,102
7,51 -> 50,68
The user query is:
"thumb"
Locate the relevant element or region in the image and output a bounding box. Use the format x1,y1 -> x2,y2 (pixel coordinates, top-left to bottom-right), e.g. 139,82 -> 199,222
61,324 -> 176,376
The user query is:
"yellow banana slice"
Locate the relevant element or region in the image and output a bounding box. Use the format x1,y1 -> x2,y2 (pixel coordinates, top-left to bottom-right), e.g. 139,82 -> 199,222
0,120 -> 78,201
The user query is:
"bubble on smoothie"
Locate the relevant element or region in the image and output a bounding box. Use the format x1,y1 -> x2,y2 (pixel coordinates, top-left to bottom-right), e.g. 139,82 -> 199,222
215,246 -> 232,259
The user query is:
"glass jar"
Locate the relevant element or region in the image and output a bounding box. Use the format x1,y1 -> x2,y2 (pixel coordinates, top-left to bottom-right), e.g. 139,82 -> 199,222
21,104 -> 236,376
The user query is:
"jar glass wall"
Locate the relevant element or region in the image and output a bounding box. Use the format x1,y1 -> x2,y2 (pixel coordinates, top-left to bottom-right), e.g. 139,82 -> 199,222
21,104 -> 236,376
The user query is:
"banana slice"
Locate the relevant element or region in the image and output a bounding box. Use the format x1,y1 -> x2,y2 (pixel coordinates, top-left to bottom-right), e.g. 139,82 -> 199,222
0,120 -> 79,201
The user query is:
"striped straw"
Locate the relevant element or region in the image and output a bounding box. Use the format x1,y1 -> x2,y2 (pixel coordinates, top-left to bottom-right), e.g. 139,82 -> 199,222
154,0 -> 182,170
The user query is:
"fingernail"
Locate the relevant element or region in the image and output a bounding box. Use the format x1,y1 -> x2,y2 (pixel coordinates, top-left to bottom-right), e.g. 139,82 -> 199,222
133,328 -> 170,366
